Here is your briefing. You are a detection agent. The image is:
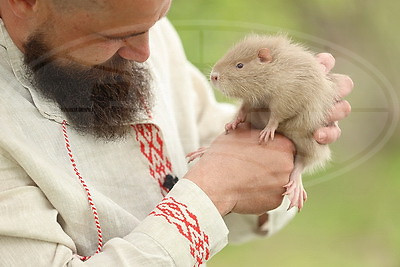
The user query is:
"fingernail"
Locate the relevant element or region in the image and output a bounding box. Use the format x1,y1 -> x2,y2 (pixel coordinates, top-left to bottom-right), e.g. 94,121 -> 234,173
346,75 -> 354,89
318,132 -> 327,142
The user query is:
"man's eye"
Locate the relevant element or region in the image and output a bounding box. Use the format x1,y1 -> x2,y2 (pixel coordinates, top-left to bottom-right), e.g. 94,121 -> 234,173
236,63 -> 244,69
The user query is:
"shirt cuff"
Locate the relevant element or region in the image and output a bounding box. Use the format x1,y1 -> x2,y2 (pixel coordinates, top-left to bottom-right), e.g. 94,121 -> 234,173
132,179 -> 229,266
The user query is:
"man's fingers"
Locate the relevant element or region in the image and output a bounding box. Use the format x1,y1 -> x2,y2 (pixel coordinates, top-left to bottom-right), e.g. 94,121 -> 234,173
328,100 -> 352,122
316,53 -> 335,73
314,123 -> 342,145
316,53 -> 354,97
313,53 -> 353,145
331,73 -> 354,98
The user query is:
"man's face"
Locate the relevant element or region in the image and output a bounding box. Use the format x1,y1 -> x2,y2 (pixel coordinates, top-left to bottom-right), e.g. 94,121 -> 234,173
36,0 -> 172,65
22,0 -> 171,141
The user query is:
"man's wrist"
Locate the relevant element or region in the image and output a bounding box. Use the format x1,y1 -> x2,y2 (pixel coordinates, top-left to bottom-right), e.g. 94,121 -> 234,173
182,176 -> 233,216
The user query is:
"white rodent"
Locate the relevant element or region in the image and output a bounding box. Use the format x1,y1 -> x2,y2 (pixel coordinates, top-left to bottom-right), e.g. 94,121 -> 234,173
210,34 -> 340,211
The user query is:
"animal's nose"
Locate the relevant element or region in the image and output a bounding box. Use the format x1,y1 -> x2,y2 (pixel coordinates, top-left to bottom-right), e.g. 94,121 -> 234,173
210,72 -> 219,82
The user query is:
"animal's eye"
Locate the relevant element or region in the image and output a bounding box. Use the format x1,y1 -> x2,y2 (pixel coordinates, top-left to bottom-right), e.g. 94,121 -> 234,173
236,63 -> 244,69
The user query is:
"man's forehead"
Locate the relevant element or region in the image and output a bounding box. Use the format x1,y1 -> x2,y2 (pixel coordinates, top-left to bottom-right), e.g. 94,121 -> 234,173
39,0 -> 171,48
105,0 -> 171,19
57,0 -> 171,33
52,0 -> 107,11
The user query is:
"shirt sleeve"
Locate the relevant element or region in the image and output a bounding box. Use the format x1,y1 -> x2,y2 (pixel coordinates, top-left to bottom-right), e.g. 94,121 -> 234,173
0,148 -> 228,267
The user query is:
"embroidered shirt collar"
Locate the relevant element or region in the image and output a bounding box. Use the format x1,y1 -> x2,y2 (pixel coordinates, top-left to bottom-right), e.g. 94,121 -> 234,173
0,18 -> 68,123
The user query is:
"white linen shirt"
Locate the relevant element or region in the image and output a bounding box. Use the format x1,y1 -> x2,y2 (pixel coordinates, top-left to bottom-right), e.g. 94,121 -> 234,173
0,17 -> 296,266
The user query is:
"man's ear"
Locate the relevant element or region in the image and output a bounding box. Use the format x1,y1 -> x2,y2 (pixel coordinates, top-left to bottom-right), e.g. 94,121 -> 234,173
8,0 -> 39,18
258,48 -> 273,63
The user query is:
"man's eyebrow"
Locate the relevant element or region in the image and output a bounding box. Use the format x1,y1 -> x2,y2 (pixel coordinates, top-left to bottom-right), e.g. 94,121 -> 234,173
100,30 -> 148,40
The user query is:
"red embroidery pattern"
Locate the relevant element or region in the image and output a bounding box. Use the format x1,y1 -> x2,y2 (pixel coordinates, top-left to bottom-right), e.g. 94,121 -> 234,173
132,124 -> 172,196
150,197 -> 210,267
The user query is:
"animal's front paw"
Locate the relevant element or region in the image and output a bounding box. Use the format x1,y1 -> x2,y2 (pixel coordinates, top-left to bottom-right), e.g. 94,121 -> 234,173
225,116 -> 246,134
259,119 -> 279,143
224,122 -> 236,134
259,127 -> 276,143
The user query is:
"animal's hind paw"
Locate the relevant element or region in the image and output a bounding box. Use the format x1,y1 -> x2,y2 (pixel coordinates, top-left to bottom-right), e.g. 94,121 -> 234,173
283,179 -> 307,212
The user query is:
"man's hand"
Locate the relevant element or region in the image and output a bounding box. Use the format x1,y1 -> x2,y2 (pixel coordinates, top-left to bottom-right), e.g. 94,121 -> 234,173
184,123 -> 295,216
314,53 -> 353,144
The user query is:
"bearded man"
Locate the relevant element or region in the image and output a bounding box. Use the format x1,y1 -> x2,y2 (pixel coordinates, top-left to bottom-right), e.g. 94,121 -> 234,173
0,0 -> 352,265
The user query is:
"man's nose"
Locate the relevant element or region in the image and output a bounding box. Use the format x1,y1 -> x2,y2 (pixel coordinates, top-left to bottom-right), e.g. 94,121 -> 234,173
117,33 -> 150,63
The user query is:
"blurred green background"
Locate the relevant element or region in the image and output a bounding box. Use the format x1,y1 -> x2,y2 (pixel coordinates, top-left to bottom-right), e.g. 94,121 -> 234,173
167,1 -> 400,266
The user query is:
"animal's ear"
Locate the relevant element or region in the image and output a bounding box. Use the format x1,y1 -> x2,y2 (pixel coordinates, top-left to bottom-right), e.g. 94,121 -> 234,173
258,48 -> 273,63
